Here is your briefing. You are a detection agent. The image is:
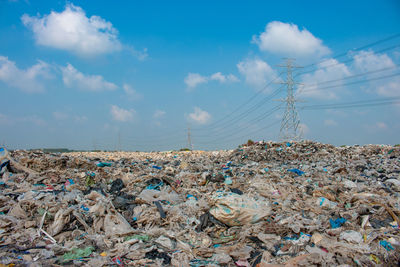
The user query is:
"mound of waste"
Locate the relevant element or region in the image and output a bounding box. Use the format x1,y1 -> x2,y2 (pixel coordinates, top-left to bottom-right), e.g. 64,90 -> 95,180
0,141 -> 399,266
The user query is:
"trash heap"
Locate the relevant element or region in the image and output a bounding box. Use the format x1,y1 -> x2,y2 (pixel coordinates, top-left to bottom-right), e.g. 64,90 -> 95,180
0,141 -> 399,266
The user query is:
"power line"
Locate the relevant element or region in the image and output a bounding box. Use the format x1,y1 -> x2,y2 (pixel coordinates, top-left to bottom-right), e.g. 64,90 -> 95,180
294,43 -> 400,78
300,66 -> 398,88
195,103 -> 282,145
193,72 -> 284,131
196,119 -> 281,147
299,33 -> 400,71
194,85 -> 284,138
300,96 -> 400,110
194,103 -> 283,142
299,72 -> 400,94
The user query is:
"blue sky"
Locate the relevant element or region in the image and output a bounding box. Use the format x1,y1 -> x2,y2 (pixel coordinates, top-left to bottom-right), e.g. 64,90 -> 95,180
1,0 -> 400,151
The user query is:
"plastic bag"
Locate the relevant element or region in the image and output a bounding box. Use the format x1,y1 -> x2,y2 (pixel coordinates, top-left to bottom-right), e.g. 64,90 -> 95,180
209,192 -> 270,226
104,210 -> 133,236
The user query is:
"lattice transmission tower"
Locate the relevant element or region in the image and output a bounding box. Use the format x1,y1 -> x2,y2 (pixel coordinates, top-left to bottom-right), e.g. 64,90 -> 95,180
277,58 -> 303,141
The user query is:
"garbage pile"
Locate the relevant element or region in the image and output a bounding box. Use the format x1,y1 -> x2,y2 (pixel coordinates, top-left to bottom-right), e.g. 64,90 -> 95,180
0,141 -> 399,266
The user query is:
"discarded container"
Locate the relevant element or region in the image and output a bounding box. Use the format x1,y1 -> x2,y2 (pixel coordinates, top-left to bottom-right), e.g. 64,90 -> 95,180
209,192 -> 270,226
61,246 -> 95,262
96,162 -> 112,167
329,217 -> 347,229
287,168 -> 304,176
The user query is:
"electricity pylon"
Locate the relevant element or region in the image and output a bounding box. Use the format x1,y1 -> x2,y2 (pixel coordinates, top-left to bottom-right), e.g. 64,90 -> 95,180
187,126 -> 193,150
276,58 -> 303,141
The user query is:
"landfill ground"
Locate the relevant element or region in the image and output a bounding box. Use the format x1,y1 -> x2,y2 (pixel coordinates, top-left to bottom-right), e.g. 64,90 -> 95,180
0,141 -> 399,266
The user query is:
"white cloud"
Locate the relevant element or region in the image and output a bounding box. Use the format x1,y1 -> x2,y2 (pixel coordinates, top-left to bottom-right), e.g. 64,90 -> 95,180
376,122 -> 387,129
53,111 -> 69,120
210,72 -> 239,83
153,110 -> 166,118
20,115 -> 46,126
252,21 -> 330,58
377,79 -> 400,97
184,73 -> 208,89
22,4 -> 121,56
61,63 -> 117,91
299,58 -> 351,99
123,83 -> 142,100
184,72 -> 239,90
127,46 -> 148,61
0,56 -> 51,93
0,113 -> 9,124
324,119 -> 338,126
110,105 -> 135,122
188,107 -> 211,124
298,123 -> 309,135
352,50 -> 395,73
74,115 -> 88,123
0,113 -> 46,126
351,50 -> 398,97
237,58 -> 277,89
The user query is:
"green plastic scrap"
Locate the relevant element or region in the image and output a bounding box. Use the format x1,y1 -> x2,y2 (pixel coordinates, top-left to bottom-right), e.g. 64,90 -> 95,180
85,175 -> 95,187
37,208 -> 52,219
124,234 -> 150,242
62,246 -> 94,262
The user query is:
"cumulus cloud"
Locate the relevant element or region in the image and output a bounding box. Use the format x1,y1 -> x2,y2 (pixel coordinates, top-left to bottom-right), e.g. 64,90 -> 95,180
20,115 -> 46,126
184,72 -> 239,90
153,110 -> 166,118
110,105 -> 135,122
376,122 -> 387,129
53,111 -> 69,120
0,113 -> 9,124
298,123 -> 309,135
252,21 -> 330,58
210,72 -> 239,83
324,119 -> 338,126
299,58 -> 351,99
188,107 -> 211,124
0,113 -> 46,126
298,50 -> 398,100
61,63 -> 117,91
377,79 -> 400,97
351,50 -> 398,97
184,73 -> 208,89
22,4 -> 121,56
74,115 -> 88,123
0,56 -> 51,93
237,58 -> 277,90
123,83 -> 142,100
352,50 -> 395,72
126,46 -> 148,61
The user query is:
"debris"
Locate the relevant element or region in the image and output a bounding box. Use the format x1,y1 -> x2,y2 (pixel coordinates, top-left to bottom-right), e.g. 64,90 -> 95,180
96,162 -> 112,167
340,230 -> 363,244
329,217 -> 347,229
61,246 -> 94,262
154,200 -> 166,219
145,249 -> 171,264
0,141 -> 398,265
287,168 -> 304,176
380,240 -> 394,251
109,178 -> 125,193
209,192 -> 270,226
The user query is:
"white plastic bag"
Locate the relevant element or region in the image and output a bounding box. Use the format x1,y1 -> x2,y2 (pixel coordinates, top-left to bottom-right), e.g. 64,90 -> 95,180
210,192 -> 270,226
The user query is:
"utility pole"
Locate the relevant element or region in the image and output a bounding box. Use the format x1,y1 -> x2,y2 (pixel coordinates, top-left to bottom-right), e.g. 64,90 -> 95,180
92,138 -> 97,151
187,126 -> 193,150
276,58 -> 303,141
118,131 -> 121,152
